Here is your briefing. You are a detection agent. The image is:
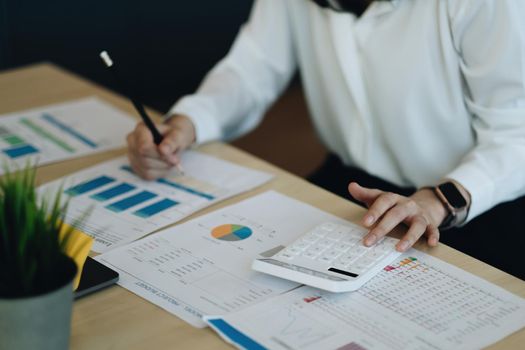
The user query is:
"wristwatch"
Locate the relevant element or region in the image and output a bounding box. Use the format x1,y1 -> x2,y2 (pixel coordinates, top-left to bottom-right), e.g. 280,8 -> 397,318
432,182 -> 469,230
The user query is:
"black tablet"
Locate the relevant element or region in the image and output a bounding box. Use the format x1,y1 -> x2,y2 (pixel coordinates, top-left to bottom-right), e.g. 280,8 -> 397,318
74,257 -> 119,299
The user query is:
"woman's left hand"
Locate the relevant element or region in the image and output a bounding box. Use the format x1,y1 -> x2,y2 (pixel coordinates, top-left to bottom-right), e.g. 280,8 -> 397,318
348,182 -> 448,252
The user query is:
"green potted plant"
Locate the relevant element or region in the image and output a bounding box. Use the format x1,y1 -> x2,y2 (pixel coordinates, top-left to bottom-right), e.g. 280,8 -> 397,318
0,165 -> 88,350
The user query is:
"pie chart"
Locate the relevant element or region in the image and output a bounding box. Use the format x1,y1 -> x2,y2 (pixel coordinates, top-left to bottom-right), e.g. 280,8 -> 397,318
211,224 -> 252,241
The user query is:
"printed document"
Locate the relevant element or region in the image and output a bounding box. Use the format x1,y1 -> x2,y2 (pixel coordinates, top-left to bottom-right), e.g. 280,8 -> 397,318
206,250 -> 525,350
96,191 -> 350,327
0,97 -> 135,171
40,151 -> 273,253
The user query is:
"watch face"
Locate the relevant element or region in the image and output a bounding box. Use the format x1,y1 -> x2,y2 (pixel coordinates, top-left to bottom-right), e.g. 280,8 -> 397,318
439,183 -> 467,209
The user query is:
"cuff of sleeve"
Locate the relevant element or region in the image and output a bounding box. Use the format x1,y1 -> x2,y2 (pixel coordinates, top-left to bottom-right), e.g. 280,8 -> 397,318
165,96 -> 223,145
445,163 -> 495,224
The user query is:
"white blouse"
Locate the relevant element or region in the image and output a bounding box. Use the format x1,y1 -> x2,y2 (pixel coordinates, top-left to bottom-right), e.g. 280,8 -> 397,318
169,0 -> 525,221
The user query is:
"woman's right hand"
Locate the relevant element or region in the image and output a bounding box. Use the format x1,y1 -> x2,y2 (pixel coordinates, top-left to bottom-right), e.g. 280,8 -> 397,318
126,114 -> 196,180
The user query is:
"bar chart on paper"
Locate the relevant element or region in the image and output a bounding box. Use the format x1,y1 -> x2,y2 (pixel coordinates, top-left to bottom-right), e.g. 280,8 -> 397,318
0,97 -> 135,172
39,151 -> 273,253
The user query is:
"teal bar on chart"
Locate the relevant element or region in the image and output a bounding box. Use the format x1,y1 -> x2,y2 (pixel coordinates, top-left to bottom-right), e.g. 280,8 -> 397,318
106,190 -> 157,212
91,183 -> 136,201
42,113 -> 98,148
65,176 -> 115,196
3,144 -> 39,158
157,178 -> 215,200
134,198 -> 178,218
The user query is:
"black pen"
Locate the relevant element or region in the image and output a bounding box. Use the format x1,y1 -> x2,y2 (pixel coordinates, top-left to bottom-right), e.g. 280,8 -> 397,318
100,51 -> 163,143
99,50 -> 184,174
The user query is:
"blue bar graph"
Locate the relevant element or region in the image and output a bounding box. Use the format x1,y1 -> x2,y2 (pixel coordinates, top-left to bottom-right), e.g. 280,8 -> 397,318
65,176 -> 115,196
42,113 -> 98,148
90,183 -> 136,201
105,191 -> 157,212
133,198 -> 178,218
3,144 -> 39,158
157,178 -> 215,200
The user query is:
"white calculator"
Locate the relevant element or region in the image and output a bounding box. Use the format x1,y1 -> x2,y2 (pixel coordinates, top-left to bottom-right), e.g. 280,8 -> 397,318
252,222 -> 402,292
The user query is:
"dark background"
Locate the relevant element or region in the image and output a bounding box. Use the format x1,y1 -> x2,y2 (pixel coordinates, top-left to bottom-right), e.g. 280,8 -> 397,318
0,0 -> 328,177
0,0 -> 254,112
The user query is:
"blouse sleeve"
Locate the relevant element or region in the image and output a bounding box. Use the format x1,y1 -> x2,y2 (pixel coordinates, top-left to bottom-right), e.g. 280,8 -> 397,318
167,0 -> 297,143
445,0 -> 525,221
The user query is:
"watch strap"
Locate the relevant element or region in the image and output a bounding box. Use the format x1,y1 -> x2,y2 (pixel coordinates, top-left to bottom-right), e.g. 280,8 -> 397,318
432,183 -> 469,230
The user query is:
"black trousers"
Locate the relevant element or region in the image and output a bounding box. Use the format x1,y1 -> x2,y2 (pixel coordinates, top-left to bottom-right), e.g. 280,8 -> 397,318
308,154 -> 525,280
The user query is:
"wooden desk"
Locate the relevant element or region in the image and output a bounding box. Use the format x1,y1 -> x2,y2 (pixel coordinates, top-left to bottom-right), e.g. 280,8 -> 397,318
0,63 -> 523,350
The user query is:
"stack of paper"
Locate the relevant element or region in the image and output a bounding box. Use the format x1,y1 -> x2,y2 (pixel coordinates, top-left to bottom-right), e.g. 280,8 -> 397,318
0,97 -> 135,171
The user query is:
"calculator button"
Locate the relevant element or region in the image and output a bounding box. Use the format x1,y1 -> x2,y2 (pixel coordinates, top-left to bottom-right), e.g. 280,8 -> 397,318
326,231 -> 345,240
331,261 -> 349,271
382,237 -> 398,247
286,247 -> 303,255
363,249 -> 385,260
341,236 -> 360,245
302,250 -> 318,259
291,241 -> 310,250
317,238 -> 334,247
336,225 -> 352,234
333,243 -> 352,252
302,234 -> 319,243
351,245 -> 371,255
325,249 -> 341,259
319,223 -> 337,231
373,243 -> 389,252
277,252 -> 295,260
312,229 -> 329,238
318,255 -> 336,264
358,257 -> 376,267
351,263 -> 368,274
306,245 -> 326,255
339,253 -> 359,263
335,256 -> 352,265
319,249 -> 343,262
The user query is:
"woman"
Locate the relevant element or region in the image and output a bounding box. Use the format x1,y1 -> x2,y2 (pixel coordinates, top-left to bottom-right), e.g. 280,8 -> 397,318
127,0 -> 525,279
